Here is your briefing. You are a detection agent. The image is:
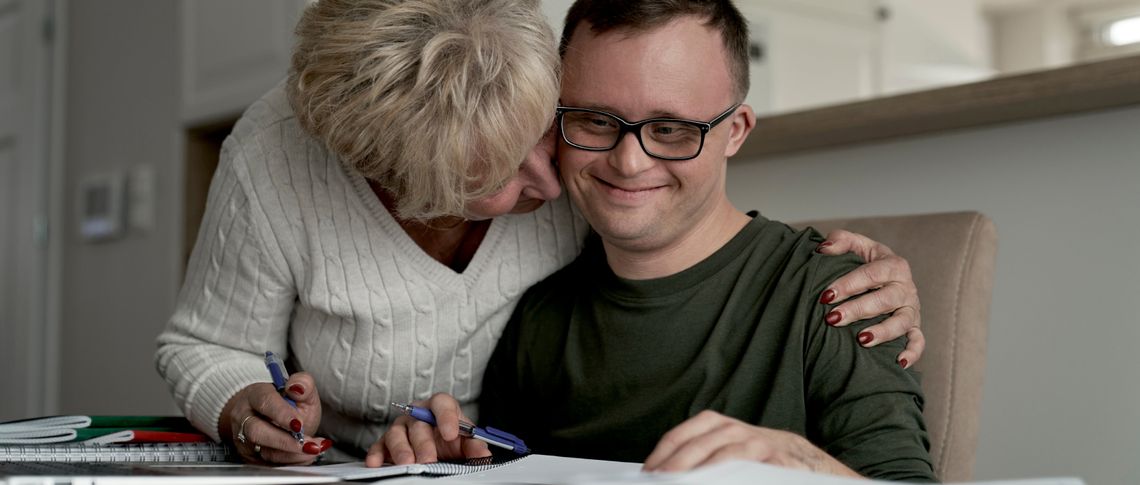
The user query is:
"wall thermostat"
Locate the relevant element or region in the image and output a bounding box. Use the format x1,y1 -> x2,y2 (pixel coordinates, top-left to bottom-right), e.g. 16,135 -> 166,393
78,172 -> 125,242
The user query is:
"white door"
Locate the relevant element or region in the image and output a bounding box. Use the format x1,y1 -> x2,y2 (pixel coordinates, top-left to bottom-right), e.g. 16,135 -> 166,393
0,0 -> 57,421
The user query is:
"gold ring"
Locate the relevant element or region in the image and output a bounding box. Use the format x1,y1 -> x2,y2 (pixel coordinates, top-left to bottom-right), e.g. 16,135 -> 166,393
237,415 -> 256,444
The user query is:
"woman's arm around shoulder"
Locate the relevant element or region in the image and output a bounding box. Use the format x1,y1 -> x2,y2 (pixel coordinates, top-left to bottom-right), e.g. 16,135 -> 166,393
816,229 -> 925,368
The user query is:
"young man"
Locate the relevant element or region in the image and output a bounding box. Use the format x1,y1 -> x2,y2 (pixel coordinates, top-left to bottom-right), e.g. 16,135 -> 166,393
476,1 -> 935,481
370,1 -> 934,480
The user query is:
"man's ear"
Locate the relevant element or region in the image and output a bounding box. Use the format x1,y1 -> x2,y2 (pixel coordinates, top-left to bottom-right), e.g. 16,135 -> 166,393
723,104 -> 757,158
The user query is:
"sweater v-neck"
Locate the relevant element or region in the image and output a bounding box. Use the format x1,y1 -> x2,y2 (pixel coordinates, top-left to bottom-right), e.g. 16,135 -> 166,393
342,166 -> 506,291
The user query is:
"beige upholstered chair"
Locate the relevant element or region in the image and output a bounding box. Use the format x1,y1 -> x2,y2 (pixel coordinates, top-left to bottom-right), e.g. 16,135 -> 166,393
793,211 -> 997,482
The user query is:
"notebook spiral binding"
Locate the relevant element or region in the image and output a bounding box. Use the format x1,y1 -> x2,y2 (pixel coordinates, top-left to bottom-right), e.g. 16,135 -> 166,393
414,455 -> 526,476
0,442 -> 237,463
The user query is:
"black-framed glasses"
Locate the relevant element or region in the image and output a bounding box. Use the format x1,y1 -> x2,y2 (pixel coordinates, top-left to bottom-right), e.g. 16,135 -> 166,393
555,104 -> 740,161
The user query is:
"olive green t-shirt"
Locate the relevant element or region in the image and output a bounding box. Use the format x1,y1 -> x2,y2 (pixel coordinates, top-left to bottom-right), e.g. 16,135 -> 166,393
480,214 -> 936,481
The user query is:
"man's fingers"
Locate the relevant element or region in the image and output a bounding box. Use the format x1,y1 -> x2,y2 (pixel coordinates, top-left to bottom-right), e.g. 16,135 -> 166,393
406,419 -> 440,464
643,411 -> 731,471
697,441 -> 768,470
460,435 -> 492,459
382,420 -> 418,465
434,428 -> 489,462
897,326 -> 926,369
371,393 -> 474,468
648,421 -> 743,473
366,440 -> 388,468
828,283 -> 914,327
654,429 -> 735,472
426,393 -> 463,442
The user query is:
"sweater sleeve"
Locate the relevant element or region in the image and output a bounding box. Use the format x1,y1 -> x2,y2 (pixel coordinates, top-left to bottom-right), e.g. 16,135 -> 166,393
155,136 -> 296,442
801,252 -> 938,482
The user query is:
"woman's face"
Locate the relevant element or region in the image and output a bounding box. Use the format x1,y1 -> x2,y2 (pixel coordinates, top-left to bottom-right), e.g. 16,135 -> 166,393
463,130 -> 563,220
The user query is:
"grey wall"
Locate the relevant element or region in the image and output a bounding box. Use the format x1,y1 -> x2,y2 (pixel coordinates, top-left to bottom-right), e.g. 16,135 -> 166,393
726,105 -> 1140,484
61,0 -> 181,415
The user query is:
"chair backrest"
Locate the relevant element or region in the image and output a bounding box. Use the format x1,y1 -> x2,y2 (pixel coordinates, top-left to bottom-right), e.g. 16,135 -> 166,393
792,211 -> 997,482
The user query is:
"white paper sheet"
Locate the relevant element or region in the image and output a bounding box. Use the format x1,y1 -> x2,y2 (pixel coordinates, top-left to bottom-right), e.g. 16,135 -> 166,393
287,455 -> 1085,485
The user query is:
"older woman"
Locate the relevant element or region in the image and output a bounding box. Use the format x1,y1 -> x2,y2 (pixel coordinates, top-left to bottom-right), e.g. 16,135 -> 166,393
155,0 -> 923,466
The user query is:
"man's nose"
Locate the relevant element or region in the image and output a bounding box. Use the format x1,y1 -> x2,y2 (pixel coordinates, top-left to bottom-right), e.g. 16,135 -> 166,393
608,132 -> 654,177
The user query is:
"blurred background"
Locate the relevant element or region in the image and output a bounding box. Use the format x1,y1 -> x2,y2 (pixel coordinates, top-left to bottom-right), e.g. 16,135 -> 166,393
2,0 -> 1139,482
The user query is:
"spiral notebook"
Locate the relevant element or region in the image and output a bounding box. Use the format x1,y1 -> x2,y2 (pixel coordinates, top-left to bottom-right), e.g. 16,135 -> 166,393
0,442 -> 237,463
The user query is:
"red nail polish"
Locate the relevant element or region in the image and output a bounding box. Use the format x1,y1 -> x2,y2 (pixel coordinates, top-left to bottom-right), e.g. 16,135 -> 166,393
899,358 -> 909,369
288,384 -> 304,396
858,331 -> 873,345
290,419 -> 303,433
825,311 -> 842,326
321,439 -> 333,451
815,241 -> 833,253
819,289 -> 836,304
303,442 -> 321,455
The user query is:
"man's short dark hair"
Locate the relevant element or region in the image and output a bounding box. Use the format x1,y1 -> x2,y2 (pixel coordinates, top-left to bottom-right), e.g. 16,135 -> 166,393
560,0 -> 750,101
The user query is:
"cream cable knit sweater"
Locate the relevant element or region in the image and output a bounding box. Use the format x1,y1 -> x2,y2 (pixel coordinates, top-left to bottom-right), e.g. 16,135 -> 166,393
155,84 -> 588,452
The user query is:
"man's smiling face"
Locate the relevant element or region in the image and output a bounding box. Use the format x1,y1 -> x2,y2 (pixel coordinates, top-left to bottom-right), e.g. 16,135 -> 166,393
557,17 -> 743,253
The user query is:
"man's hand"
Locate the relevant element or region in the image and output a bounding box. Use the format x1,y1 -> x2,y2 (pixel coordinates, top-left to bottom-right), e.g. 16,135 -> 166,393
219,372 -> 331,465
366,393 -> 491,467
642,411 -> 860,477
816,229 -> 925,369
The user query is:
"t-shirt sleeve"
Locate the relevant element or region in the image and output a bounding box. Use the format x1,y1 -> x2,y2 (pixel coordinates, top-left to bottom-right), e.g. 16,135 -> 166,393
800,251 -> 937,482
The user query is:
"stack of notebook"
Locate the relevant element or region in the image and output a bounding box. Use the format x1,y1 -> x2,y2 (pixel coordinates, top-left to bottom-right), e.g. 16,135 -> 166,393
0,415 -> 210,445
0,415 -> 234,463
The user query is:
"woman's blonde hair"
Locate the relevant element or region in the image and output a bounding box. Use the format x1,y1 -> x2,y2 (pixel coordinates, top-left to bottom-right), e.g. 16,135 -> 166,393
288,0 -> 559,220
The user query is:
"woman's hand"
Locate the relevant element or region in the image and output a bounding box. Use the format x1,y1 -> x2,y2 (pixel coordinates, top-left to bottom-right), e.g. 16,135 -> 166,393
816,229 -> 925,369
219,372 -> 331,465
366,393 -> 491,467
642,411 -> 859,477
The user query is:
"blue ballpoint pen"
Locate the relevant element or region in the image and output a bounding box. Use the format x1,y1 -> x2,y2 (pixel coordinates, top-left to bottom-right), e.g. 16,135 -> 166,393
265,351 -> 305,443
390,402 -> 530,455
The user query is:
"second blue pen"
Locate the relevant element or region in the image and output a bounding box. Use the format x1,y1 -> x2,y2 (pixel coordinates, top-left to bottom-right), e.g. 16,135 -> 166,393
390,402 -> 530,455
